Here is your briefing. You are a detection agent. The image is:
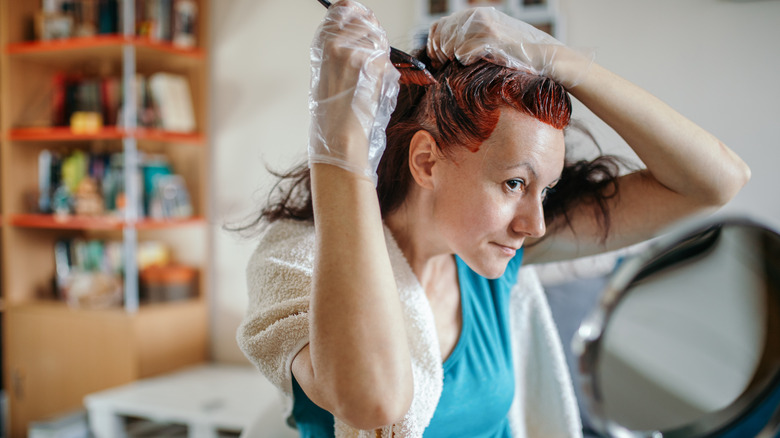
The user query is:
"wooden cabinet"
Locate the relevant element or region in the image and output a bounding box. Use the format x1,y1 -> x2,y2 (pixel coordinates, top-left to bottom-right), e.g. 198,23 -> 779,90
6,302 -> 208,437
0,1 -> 210,436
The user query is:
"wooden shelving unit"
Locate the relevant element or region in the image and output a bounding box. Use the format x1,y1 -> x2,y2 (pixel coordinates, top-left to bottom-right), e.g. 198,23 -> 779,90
0,1 -> 211,436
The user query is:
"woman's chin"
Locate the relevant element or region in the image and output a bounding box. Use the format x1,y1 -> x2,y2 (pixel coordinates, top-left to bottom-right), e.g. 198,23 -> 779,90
467,259 -> 510,280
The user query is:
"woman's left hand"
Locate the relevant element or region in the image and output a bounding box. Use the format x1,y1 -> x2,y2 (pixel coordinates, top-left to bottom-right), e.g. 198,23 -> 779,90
427,7 -> 592,88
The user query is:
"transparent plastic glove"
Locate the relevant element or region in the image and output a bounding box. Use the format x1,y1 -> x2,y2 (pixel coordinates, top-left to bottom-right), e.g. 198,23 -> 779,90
427,7 -> 594,88
308,0 -> 400,183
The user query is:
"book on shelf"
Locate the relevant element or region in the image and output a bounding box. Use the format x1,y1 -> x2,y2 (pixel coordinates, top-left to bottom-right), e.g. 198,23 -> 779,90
132,73 -> 161,129
97,0 -> 120,34
100,76 -> 121,127
39,150 -> 56,214
148,72 -> 195,133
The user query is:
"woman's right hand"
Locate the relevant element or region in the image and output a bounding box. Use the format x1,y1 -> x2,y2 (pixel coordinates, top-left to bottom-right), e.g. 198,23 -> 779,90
308,0 -> 400,183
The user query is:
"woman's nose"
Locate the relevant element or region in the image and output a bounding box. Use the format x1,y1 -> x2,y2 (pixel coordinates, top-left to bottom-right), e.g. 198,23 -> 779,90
511,197 -> 546,238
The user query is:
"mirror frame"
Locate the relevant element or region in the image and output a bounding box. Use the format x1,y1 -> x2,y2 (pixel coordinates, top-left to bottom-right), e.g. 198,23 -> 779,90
573,215 -> 780,438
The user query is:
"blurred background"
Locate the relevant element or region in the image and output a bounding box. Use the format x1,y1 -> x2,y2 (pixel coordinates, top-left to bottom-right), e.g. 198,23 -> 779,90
0,0 -> 780,438
3,0 -> 777,436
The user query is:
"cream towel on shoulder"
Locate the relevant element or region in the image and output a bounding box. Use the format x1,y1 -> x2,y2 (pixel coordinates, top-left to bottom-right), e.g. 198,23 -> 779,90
237,220 -> 442,437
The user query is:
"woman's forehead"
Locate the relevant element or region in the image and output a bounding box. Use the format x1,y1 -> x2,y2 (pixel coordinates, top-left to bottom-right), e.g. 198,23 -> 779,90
475,109 -> 565,168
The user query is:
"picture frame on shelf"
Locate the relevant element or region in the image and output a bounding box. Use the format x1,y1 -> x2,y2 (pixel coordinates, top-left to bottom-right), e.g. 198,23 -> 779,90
172,0 -> 198,48
467,0 -> 503,5
515,0 -> 556,17
417,0 -> 562,41
531,21 -> 554,36
428,0 -> 448,15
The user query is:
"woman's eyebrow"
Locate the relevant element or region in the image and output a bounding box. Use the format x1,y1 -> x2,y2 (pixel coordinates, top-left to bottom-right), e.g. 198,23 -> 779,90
502,162 -> 537,179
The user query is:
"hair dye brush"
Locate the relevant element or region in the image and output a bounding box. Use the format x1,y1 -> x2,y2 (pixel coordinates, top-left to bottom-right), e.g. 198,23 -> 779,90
316,0 -> 436,86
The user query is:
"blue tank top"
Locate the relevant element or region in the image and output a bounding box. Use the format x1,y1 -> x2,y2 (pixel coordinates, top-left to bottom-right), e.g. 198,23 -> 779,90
291,251 -> 523,437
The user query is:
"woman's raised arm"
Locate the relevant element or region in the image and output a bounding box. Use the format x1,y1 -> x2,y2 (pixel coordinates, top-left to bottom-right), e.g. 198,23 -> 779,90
533,59 -> 750,261
292,0 -> 412,430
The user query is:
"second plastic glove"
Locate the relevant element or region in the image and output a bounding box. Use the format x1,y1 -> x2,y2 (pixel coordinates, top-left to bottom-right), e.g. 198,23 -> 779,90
427,7 -> 593,89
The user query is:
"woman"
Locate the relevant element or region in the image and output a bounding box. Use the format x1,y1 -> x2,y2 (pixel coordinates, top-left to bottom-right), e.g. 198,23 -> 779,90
237,2 -> 750,437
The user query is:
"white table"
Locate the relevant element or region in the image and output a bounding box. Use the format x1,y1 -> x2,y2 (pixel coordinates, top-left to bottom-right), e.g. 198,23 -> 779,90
84,363 -> 271,438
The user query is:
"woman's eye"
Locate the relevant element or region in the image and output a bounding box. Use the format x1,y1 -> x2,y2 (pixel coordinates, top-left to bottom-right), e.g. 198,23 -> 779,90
505,179 -> 525,192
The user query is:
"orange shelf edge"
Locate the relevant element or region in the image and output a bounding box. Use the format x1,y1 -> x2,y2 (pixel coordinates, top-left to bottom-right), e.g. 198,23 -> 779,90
10,214 -> 206,230
134,217 -> 207,230
11,213 -> 124,230
5,35 -> 204,59
9,127 -> 204,144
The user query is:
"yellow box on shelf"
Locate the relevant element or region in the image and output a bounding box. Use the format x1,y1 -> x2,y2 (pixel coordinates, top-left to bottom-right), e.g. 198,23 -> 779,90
69,111 -> 103,134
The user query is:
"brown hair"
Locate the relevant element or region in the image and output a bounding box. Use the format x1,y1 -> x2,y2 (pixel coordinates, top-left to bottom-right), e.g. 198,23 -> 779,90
238,53 -> 624,239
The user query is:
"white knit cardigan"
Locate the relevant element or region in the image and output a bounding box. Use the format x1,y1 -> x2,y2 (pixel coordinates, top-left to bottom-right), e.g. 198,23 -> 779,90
237,220 -> 582,438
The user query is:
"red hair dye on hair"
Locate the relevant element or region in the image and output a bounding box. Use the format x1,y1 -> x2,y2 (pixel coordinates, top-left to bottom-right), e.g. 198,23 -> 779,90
418,62 -> 571,154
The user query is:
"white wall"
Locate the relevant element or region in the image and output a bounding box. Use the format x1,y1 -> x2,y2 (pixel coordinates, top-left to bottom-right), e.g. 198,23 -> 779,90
559,0 -> 780,229
209,0 -> 780,364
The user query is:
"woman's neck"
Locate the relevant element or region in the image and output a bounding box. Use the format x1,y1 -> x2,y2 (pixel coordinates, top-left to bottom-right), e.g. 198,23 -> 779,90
384,189 -> 453,287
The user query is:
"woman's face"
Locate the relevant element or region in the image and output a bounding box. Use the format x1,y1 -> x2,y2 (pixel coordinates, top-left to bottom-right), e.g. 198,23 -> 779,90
431,108 -> 565,279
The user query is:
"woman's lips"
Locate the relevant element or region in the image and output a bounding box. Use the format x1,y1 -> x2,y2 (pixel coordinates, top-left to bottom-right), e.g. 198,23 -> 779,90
492,242 -> 517,256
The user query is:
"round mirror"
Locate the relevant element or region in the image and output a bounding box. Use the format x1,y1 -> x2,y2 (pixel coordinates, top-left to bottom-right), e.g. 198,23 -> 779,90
574,216 -> 780,438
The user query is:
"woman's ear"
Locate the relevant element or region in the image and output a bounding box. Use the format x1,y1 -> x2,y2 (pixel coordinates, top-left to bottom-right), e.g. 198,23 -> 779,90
408,130 -> 439,190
